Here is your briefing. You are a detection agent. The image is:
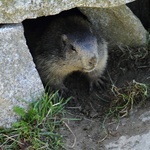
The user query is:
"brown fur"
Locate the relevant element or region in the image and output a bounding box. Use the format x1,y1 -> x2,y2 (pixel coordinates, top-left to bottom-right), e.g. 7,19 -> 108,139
33,15 -> 108,91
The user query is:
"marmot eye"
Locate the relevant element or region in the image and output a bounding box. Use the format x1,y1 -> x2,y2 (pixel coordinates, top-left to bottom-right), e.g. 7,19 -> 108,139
71,45 -> 76,52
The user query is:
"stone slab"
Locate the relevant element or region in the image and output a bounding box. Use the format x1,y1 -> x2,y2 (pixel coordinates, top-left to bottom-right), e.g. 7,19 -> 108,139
80,5 -> 147,47
0,24 -> 44,128
103,104 -> 150,150
0,0 -> 135,23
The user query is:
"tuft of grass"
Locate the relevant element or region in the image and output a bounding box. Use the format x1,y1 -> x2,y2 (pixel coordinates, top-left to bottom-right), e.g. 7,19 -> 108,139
103,80 -> 149,128
0,91 -> 70,150
118,45 -> 149,62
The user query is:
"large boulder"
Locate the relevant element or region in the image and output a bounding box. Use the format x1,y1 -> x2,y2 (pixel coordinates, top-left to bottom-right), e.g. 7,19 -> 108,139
0,24 -> 44,128
0,0 -> 135,23
80,5 -> 147,47
103,106 -> 150,150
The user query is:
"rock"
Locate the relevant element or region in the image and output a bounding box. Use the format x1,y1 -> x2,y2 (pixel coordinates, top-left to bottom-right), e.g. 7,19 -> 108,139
0,24 -> 44,128
0,0 -> 135,23
80,5 -> 148,47
103,106 -> 150,150
105,131 -> 150,150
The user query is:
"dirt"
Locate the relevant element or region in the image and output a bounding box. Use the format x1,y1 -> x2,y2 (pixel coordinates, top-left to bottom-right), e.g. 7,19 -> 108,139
60,46 -> 150,150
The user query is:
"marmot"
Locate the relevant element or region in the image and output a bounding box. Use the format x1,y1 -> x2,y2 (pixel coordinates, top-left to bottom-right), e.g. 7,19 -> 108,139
29,13 -> 108,92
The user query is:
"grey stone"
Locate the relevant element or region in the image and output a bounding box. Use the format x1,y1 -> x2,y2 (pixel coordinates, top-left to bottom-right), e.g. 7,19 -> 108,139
80,5 -> 148,47
105,132 -> 150,150
0,24 -> 44,128
0,0 -> 135,23
103,107 -> 150,150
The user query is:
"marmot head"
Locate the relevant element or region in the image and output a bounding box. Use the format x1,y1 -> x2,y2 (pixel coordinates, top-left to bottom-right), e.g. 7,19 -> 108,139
61,32 -> 98,72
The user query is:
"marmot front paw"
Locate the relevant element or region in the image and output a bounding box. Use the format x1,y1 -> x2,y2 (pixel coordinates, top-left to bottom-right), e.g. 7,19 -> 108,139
89,76 -> 107,92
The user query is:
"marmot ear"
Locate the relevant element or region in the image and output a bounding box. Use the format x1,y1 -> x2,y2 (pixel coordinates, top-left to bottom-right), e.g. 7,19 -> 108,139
61,34 -> 68,47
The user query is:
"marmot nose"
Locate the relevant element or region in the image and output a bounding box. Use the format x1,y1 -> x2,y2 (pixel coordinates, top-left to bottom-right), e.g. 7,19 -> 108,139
89,55 -> 97,67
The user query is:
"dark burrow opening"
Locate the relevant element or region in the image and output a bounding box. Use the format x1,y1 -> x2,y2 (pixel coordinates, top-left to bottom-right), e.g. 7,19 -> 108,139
127,0 -> 150,30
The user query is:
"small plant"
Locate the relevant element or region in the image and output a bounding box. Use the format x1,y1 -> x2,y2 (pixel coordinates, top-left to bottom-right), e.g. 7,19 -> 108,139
103,80 -> 149,128
0,91 -> 70,150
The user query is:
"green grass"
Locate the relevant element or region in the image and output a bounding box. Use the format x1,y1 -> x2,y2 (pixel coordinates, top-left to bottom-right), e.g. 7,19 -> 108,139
0,91 -> 70,150
103,42 -> 150,125
102,80 -> 149,129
